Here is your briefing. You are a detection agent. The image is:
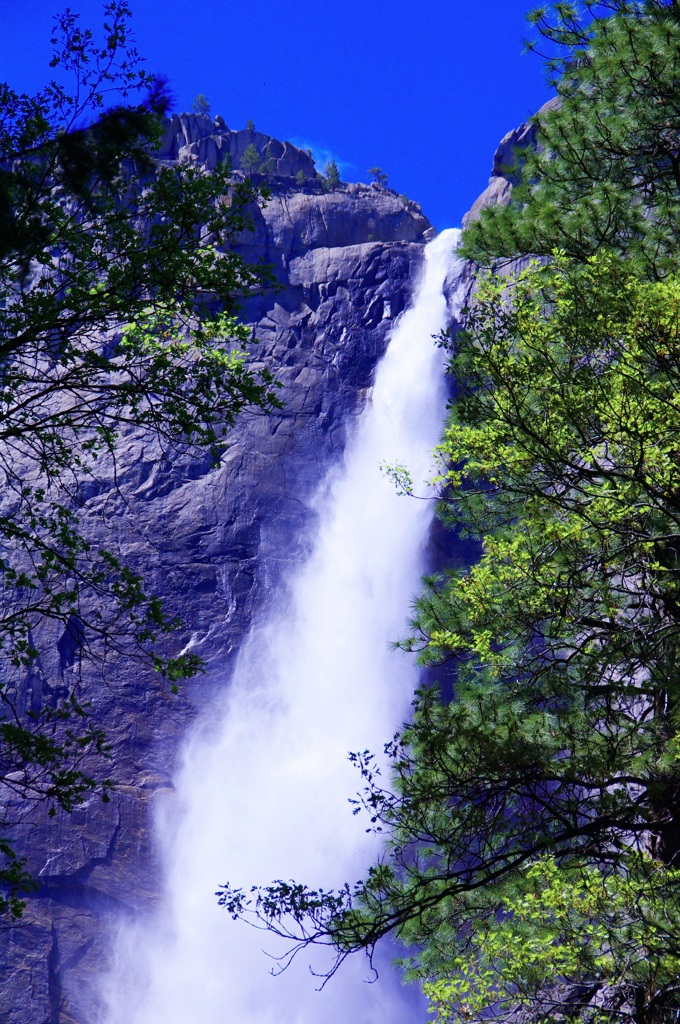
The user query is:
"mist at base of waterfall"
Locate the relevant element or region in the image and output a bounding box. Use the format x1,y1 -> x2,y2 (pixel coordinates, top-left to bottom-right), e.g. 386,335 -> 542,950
99,228 -> 462,1024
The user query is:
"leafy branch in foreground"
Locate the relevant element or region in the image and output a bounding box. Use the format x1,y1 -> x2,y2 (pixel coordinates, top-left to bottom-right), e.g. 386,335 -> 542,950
0,1 -> 281,915
424,857 -> 680,1024
218,252 -> 680,1021
218,3 -> 680,1021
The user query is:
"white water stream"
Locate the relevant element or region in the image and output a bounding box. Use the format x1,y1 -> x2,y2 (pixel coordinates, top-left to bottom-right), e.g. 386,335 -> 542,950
100,228 -> 461,1023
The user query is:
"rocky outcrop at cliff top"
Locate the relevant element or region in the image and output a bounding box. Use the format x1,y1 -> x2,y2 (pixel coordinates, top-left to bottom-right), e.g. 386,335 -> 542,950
461,96 -> 559,229
0,115 -> 434,1024
159,113 -> 318,178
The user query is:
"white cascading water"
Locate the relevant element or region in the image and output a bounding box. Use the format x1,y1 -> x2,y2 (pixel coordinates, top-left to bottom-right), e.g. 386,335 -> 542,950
100,227 -> 461,1024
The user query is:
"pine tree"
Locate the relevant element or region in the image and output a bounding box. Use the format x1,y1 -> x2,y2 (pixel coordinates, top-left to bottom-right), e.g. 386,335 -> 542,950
367,166 -> 388,186
462,0 -> 680,278
190,93 -> 211,115
323,159 -> 341,188
240,142 -> 260,174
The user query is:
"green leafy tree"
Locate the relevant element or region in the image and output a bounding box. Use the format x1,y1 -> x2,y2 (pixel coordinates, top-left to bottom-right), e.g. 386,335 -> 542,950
323,158 -> 341,189
245,118 -> 255,131
220,257 -> 680,1020
0,2 -> 281,916
190,92 -> 211,115
295,168 -> 306,186
259,159 -> 277,177
240,142 -> 260,174
259,144 -> 277,179
424,857 -> 680,1024
218,4 -> 680,1021
367,165 -> 388,186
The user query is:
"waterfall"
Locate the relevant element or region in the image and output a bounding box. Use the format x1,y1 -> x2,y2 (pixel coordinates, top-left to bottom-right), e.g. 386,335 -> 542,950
100,227 -> 461,1024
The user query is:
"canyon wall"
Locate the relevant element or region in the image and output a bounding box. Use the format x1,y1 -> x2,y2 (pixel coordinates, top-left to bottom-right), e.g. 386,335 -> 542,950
0,115 -> 440,1023
0,101 -> 541,1021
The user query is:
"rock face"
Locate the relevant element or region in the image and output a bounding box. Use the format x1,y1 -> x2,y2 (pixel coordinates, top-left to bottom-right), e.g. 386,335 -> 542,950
0,118 -> 434,1023
0,102 -> 541,1020
461,97 -> 558,230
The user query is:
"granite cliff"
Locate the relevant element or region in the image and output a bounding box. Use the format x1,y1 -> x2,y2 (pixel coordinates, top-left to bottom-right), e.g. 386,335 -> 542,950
0,103 -> 539,1021
0,115 -> 436,1023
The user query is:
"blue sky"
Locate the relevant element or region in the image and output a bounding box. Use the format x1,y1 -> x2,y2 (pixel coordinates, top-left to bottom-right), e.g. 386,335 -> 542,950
1,0 -> 553,229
